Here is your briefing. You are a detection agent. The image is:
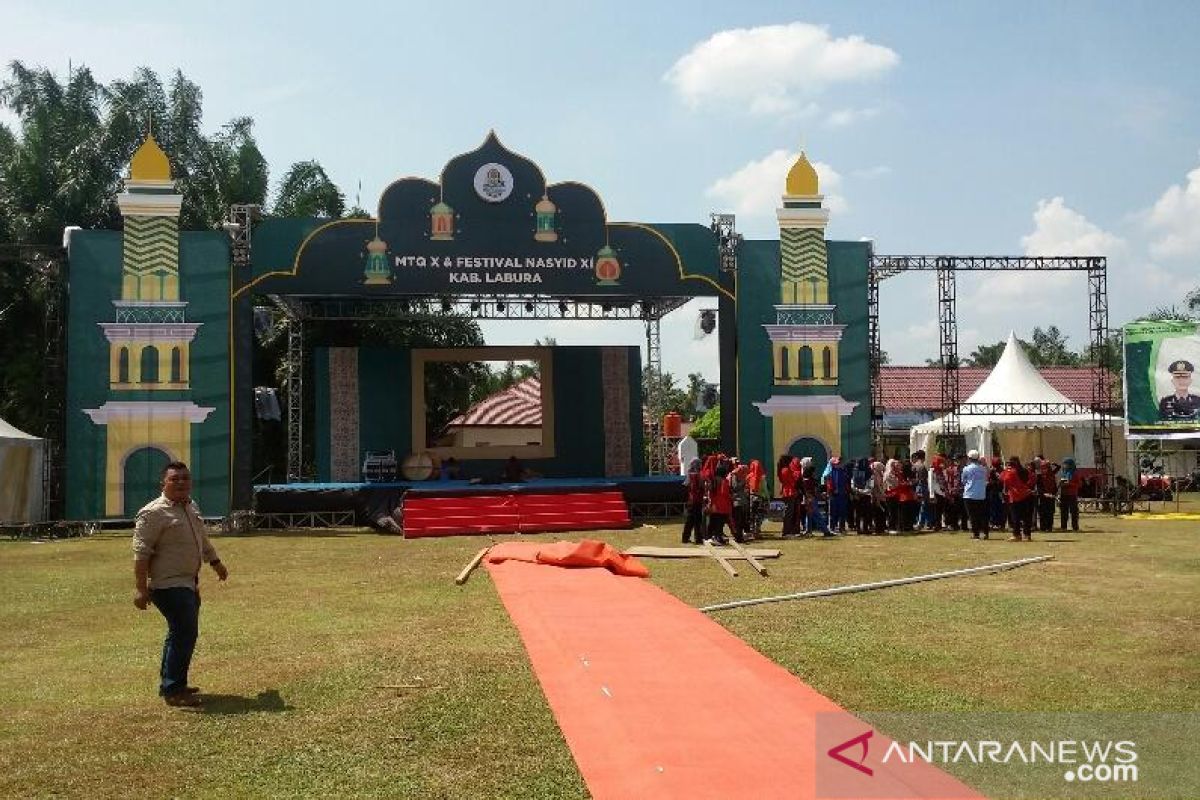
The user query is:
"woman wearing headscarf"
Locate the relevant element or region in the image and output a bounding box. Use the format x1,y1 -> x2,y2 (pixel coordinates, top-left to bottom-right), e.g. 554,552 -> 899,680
777,455 -> 797,538
882,458 -> 901,533
927,455 -> 947,532
1058,457 -> 1082,531
681,457 -> 706,545
747,459 -> 767,535
1000,456 -> 1034,541
897,460 -> 918,532
728,463 -> 751,541
1033,458 -> 1059,532
987,456 -> 1007,531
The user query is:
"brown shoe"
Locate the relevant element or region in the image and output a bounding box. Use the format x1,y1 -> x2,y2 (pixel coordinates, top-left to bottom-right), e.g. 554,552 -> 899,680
164,692 -> 202,707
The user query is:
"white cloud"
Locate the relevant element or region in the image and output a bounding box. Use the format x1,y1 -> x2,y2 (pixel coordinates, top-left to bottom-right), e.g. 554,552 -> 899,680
825,107 -> 880,128
1020,196 -> 1125,257
705,149 -> 846,235
1144,162 -> 1200,261
664,22 -> 898,115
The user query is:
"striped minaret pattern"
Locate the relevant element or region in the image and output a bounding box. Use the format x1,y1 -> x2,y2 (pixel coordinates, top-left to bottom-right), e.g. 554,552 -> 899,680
751,151 -> 859,470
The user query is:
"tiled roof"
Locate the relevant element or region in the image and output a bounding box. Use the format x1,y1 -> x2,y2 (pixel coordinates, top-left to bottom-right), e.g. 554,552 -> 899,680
447,376 -> 541,426
879,366 -> 1098,410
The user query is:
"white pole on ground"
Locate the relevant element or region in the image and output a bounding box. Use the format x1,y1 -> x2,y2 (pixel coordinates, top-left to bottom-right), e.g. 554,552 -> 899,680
699,555 -> 1053,613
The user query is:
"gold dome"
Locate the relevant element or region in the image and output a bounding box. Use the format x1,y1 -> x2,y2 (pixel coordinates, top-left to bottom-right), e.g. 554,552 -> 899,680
129,135 -> 172,182
785,151 -> 819,196
535,195 -> 556,213
366,234 -> 388,254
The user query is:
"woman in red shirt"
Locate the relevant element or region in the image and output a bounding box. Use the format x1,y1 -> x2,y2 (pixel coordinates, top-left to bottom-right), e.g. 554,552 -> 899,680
1058,457 -> 1083,531
1000,457 -> 1034,540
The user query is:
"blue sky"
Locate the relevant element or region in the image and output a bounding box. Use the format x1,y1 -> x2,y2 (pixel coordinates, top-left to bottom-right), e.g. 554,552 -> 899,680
4,0 -> 1199,382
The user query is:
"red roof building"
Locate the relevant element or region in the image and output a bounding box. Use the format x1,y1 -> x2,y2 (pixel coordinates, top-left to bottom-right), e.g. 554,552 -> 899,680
879,366 -> 1097,411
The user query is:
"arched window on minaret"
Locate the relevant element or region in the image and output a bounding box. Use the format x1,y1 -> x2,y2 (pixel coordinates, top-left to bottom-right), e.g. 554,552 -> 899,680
799,346 -> 814,380
822,347 -> 832,379
118,347 -> 130,383
141,345 -> 159,384
170,347 -> 182,383
779,346 -> 790,380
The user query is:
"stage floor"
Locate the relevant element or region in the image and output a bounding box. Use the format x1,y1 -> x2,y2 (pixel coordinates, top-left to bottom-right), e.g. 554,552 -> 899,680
254,474 -> 684,495
252,475 -> 686,528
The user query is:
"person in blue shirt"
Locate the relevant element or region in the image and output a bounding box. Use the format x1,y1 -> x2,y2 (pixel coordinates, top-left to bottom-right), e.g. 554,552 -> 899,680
960,449 -> 990,539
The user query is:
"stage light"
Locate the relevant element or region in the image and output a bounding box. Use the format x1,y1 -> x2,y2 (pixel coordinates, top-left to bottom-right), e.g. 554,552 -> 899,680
602,302 -> 612,313
496,301 -> 506,312
698,308 -> 716,335
558,301 -> 569,314
642,301 -> 655,315
524,301 -> 535,312
399,299 -> 410,312
470,301 -> 481,312
441,298 -> 452,313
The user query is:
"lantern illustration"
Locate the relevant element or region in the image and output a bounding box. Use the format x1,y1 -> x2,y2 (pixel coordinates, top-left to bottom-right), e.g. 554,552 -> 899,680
363,233 -> 392,285
595,244 -> 621,286
430,200 -> 455,241
534,194 -> 558,242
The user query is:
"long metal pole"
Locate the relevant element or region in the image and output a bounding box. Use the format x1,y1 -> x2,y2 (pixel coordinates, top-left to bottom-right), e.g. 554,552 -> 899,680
699,555 -> 1054,613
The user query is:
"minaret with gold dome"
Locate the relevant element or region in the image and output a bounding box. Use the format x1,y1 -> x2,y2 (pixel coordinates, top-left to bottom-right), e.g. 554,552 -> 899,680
752,150 -> 858,467
82,134 -> 214,516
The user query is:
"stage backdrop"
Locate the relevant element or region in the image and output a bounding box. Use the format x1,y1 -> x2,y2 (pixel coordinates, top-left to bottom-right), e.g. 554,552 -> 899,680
1123,320 -> 1200,440
312,345 -> 643,481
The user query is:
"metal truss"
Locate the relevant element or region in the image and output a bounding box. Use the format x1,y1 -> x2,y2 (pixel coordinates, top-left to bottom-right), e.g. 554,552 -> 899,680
869,254 -> 1113,483
957,402 -> 1093,415
710,213 -> 742,273
644,315 -> 667,475
873,255 -> 1103,275
267,296 -> 305,483
936,259 -> 962,449
292,295 -> 691,322
224,204 -> 261,270
250,510 -> 356,530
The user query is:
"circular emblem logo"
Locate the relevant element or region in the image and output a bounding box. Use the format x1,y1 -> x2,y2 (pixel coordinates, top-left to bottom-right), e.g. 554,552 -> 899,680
473,162 -> 514,203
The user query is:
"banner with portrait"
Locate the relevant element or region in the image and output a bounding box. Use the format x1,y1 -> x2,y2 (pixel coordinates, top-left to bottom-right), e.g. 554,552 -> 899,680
1123,320 -> 1200,440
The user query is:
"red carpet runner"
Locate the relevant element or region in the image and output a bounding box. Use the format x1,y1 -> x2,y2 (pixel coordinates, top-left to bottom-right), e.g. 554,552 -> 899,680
485,542 -> 985,800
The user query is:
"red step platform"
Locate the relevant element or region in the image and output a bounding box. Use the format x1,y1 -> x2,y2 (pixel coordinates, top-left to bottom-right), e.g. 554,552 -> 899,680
402,490 -> 631,538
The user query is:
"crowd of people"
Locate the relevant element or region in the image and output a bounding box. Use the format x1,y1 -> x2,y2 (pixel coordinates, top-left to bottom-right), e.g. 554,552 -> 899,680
683,449 -> 1086,544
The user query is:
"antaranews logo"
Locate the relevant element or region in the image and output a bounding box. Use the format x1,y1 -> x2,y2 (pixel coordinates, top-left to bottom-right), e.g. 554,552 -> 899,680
880,738 -> 1139,785
827,730 -> 874,776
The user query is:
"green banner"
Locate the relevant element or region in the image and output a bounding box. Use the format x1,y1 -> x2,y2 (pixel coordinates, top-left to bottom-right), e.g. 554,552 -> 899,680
1123,320 -> 1200,439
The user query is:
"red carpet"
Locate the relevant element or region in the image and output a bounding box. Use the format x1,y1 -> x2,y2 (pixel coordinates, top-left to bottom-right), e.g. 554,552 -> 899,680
485,541 -> 985,800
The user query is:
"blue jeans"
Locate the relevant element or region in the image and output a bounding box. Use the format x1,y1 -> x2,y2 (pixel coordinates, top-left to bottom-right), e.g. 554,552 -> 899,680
151,586 -> 201,696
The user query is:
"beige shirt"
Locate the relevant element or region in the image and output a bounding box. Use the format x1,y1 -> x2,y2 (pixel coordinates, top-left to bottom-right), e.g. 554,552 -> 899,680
132,494 -> 219,591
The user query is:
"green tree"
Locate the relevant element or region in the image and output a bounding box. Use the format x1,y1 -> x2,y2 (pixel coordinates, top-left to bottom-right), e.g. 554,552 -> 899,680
642,367 -> 690,419
272,160 -> 345,218
690,405 -> 720,439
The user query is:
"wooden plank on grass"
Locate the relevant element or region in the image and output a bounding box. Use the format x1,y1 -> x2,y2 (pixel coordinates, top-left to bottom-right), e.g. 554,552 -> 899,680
704,541 -> 738,578
624,546 -> 781,559
455,547 -> 490,585
729,539 -> 768,577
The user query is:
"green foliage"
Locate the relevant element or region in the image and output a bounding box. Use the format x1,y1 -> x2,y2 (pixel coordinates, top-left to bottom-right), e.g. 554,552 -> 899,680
272,160 -> 345,219
690,404 -> 720,439
642,367 -> 691,420
965,326 -> 1084,368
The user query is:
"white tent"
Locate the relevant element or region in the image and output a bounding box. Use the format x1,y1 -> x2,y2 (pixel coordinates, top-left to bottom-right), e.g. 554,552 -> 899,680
909,333 -> 1125,468
0,416 -> 44,523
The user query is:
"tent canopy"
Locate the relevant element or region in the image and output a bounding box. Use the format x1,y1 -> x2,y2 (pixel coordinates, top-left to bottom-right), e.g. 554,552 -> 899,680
0,415 -> 44,523
909,333 -> 1119,466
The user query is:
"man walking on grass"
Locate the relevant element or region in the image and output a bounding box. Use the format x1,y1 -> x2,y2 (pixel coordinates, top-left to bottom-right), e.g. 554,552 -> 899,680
132,461 -> 228,707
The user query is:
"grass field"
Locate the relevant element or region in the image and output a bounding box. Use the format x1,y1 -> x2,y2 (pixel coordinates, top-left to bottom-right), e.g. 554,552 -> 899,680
1,507 -> 1197,798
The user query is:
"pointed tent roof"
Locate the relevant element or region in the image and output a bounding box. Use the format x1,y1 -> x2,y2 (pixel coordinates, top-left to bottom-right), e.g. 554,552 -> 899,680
0,415 -> 41,442
962,332 -> 1076,406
